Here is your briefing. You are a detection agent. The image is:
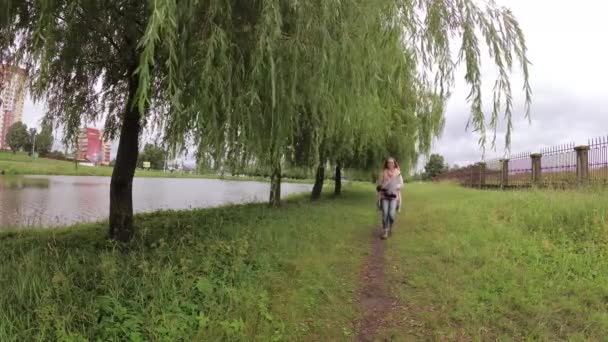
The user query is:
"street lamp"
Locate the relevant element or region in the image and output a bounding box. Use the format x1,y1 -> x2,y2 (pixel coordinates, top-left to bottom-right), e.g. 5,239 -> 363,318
30,128 -> 37,156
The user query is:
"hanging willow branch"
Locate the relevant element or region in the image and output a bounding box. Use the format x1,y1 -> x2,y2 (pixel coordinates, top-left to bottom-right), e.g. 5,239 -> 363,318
399,0 -> 531,151
1,0 -> 530,175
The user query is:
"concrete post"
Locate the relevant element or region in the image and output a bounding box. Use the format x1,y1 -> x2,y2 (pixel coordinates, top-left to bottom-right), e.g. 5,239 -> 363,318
575,145 -> 590,187
478,162 -> 486,188
500,159 -> 509,189
530,153 -> 542,185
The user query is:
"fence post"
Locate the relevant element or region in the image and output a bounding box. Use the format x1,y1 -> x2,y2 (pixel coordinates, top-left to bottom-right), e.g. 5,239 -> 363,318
469,165 -> 475,188
500,159 -> 509,189
530,153 -> 542,186
575,145 -> 590,187
478,162 -> 486,188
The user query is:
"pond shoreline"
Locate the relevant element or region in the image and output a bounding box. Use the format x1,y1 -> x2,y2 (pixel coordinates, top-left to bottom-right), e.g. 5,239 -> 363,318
0,151 -> 313,183
0,184 -> 372,340
0,175 -> 312,229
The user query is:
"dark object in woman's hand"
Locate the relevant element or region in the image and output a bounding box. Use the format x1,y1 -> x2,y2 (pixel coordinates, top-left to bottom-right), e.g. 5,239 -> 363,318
376,185 -> 382,192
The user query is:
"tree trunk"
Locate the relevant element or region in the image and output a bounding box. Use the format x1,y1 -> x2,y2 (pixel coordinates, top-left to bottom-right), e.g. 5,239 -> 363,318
311,161 -> 325,201
334,162 -> 342,196
109,73 -> 141,242
269,164 -> 282,206
74,139 -> 79,170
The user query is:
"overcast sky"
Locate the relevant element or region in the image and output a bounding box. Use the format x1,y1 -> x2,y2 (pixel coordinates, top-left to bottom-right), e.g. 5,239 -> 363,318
430,0 -> 608,168
21,0 -> 608,167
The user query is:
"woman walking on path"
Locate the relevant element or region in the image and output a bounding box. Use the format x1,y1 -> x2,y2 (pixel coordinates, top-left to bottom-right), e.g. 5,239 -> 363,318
376,157 -> 404,240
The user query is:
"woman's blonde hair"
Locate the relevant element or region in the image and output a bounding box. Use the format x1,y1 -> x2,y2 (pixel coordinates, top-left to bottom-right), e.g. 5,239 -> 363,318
383,157 -> 399,170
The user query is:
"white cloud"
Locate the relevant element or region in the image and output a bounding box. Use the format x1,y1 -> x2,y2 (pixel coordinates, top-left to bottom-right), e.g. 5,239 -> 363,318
22,94 -> 45,128
434,0 -> 608,167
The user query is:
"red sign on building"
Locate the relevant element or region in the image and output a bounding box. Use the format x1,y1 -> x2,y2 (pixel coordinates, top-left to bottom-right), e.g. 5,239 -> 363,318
86,128 -> 102,163
77,128 -> 111,165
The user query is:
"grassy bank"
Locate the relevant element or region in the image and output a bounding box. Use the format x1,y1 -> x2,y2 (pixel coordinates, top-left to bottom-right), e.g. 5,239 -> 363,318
384,183 -> 608,340
0,151 -> 312,183
0,150 -> 111,176
5,180 -> 606,340
0,183 -> 376,341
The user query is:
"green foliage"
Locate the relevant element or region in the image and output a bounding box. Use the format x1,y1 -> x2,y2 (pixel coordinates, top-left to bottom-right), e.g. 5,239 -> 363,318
5,122 -> 28,153
22,128 -> 35,153
423,154 -> 447,180
0,184 -> 372,340
1,1 -> 152,143
137,143 -> 165,170
35,122 -> 54,156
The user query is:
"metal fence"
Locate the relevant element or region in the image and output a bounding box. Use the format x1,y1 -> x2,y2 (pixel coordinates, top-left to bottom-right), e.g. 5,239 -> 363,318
434,136 -> 605,189
508,152 -> 532,187
589,136 -> 608,184
433,164 -> 477,186
485,159 -> 502,186
540,143 -> 576,187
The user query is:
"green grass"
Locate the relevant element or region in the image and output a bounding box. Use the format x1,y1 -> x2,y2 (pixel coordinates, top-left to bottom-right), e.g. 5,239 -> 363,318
0,151 -> 114,176
385,183 -> 608,340
0,151 -> 312,183
0,183 -> 376,341
5,180 -> 608,340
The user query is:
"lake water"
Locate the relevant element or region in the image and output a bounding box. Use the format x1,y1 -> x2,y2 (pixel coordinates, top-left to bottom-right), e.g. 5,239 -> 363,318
0,176 -> 311,228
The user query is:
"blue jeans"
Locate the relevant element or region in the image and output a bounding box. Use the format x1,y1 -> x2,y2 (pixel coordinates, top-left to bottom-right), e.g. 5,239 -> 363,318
381,198 -> 398,230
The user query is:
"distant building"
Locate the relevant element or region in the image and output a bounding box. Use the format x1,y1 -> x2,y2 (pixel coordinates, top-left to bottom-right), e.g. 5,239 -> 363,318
0,65 -> 27,149
77,128 -> 111,165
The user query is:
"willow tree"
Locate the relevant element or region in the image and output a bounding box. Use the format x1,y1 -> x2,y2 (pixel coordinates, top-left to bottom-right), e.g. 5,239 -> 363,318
340,87 -> 444,184
278,0 -> 425,201
313,0 -> 530,190
2,0 -> 531,240
315,3 -> 434,198
294,0 -> 529,200
0,0 -> 238,240
2,1 -> 148,240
